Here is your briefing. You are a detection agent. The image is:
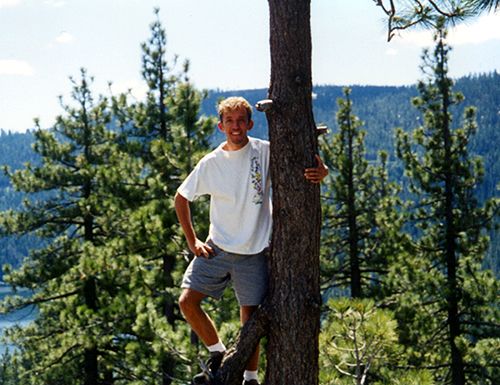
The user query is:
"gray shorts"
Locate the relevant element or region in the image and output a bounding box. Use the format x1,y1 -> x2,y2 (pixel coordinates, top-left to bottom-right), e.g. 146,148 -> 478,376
181,242 -> 268,306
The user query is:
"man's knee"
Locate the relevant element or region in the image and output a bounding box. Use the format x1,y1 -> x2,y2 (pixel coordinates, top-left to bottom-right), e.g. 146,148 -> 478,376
179,289 -> 204,317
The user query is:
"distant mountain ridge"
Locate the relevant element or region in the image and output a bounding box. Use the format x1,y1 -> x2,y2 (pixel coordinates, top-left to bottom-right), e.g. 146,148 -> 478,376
0,72 -> 498,277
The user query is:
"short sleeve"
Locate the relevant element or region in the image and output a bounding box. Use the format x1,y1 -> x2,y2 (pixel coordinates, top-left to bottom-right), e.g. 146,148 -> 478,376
177,162 -> 209,202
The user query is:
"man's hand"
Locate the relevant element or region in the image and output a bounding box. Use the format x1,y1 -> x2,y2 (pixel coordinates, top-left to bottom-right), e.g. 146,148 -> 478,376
175,192 -> 214,259
189,238 -> 214,258
304,154 -> 329,184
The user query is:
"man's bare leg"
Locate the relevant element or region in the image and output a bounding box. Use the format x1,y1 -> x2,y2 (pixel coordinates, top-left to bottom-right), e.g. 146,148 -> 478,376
179,288 -> 220,346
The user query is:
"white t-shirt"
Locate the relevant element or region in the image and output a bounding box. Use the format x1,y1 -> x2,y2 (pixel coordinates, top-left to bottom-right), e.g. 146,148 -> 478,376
177,137 -> 272,254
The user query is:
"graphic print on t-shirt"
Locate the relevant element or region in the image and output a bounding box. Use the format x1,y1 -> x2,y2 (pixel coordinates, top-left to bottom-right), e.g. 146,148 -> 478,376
250,156 -> 263,205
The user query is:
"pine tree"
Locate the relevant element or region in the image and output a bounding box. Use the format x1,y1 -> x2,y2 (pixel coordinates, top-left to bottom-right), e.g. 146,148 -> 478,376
139,8 -> 176,143
0,69 -> 141,384
395,22 -> 499,385
320,88 -> 407,299
108,9 -> 215,384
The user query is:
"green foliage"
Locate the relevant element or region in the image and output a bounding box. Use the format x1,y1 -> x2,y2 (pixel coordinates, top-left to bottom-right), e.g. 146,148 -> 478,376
375,0 -> 499,41
111,11 -> 217,382
393,23 -> 499,384
320,298 -> 434,385
320,88 -> 409,299
0,69 -> 157,384
101,8 -> 218,383
0,350 -> 22,385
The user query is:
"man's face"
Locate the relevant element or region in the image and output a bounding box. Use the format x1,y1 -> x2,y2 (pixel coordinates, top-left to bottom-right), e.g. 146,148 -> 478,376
218,107 -> 253,150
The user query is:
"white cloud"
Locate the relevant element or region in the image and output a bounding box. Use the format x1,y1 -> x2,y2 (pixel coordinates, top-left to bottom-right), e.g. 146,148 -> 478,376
397,13 -> 500,47
448,14 -> 500,45
55,31 -> 74,44
0,0 -> 22,8
0,59 -> 34,76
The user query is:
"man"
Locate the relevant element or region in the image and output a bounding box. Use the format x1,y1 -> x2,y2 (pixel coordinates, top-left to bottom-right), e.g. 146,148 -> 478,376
175,96 -> 327,385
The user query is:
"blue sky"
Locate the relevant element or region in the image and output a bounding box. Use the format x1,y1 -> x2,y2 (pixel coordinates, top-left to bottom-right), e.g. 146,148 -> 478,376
1,0 -> 499,133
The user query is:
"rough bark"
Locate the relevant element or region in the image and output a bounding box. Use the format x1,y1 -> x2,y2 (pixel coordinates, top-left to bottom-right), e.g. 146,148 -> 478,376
265,1 -> 321,384
216,306 -> 270,385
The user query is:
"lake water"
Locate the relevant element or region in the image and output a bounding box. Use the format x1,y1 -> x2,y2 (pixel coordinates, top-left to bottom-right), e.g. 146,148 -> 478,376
0,284 -> 37,354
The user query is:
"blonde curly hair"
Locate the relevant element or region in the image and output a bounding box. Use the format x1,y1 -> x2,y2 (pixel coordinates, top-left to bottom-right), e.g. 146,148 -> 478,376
217,96 -> 252,122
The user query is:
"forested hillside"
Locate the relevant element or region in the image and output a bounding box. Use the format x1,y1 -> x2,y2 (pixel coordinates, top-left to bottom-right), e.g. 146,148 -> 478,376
0,131 -> 40,274
1,72 -> 498,278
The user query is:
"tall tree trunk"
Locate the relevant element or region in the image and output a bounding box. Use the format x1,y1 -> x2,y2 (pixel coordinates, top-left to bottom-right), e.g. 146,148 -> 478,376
265,1 -> 321,384
83,174 -> 99,385
83,277 -> 98,385
162,254 -> 176,385
438,41 -> 465,385
346,124 -> 361,298
84,347 -> 99,385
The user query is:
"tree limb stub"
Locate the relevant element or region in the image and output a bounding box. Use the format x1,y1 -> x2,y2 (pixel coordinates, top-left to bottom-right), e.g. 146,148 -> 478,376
255,99 -> 274,112
215,304 -> 271,385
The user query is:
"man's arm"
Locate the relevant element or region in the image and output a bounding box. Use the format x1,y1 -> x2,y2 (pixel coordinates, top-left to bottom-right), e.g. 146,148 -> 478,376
174,192 -> 213,258
304,154 -> 329,183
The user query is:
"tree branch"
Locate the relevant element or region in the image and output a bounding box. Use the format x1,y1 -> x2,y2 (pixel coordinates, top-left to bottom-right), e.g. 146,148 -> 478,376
215,303 -> 270,385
